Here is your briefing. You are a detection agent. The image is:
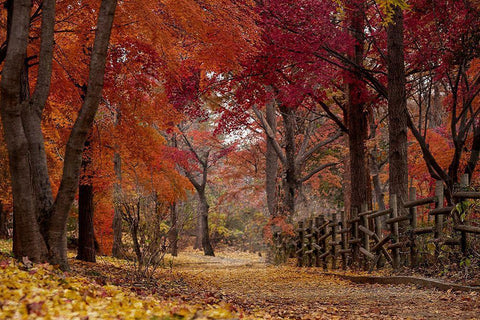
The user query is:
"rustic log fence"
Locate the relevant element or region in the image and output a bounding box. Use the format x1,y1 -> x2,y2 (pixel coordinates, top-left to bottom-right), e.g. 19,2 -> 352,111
273,175 -> 480,270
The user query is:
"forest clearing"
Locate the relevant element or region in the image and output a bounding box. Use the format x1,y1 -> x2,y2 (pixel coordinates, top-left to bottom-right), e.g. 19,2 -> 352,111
1,240 -> 479,319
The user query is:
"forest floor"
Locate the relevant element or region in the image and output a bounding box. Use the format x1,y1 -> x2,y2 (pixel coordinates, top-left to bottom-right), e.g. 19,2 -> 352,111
160,249 -> 480,319
0,240 -> 479,319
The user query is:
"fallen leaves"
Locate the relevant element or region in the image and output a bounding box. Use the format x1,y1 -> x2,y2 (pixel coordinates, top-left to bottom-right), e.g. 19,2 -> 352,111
0,242 -> 479,319
0,252 -> 239,319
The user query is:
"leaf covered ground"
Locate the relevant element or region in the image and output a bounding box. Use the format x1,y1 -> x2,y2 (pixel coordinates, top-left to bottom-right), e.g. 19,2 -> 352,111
0,241 -> 479,319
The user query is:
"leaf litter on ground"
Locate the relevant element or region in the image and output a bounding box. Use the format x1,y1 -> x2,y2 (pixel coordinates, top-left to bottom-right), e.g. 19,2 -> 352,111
0,242 -> 479,319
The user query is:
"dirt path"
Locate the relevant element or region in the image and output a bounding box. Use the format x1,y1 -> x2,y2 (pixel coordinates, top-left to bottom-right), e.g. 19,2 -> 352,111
170,251 -> 480,319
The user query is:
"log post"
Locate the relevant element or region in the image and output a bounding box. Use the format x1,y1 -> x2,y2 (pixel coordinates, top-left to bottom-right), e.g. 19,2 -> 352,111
331,212 -> 338,270
361,203 -> 370,270
321,215 -> 328,269
374,206 -> 384,268
340,210 -> 348,269
297,220 -> 304,267
306,219 -> 314,267
314,216 -> 321,267
434,181 -> 444,240
459,174 -> 469,255
409,187 -> 418,267
390,194 -> 400,269
434,180 -> 444,260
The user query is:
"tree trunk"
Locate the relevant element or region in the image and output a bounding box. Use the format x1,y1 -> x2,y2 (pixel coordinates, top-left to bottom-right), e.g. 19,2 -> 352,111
112,151 -> 124,257
199,192 -> 214,256
279,104 -> 296,216
0,0 -> 49,263
131,217 -> 142,266
346,0 -> 371,217
77,137 -> 96,262
47,0 -> 117,270
168,202 -> 178,256
1,0 -> 116,270
194,213 -> 202,250
265,97 -> 278,217
387,6 -> 408,229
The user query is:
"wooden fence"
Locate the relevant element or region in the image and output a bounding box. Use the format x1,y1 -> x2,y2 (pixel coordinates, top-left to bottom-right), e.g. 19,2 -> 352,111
273,175 -> 480,270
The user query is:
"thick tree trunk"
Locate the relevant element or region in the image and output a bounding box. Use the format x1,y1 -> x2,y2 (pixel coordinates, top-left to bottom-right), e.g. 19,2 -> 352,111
346,0 -> 371,217
387,6 -> 408,229
1,0 -> 115,270
0,0 -> 49,263
112,151 -> 124,257
279,105 -> 296,216
194,213 -> 202,250
199,193 -> 214,256
77,138 -> 96,262
168,203 -> 178,256
265,98 -> 278,217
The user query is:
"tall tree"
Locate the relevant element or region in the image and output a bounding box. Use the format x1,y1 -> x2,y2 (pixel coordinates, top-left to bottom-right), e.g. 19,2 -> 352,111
387,5 -> 408,221
0,0 -> 117,269
345,0 -> 372,216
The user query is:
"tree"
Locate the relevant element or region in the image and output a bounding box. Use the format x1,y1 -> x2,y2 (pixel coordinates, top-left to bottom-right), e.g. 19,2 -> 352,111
175,124 -> 235,256
387,3 -> 408,227
0,0 -> 117,269
344,0 -> 372,218
253,102 -> 341,218
405,0 -> 480,198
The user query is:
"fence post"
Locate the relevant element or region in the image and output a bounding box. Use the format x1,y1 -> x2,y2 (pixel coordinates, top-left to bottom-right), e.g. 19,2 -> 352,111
459,174 -> 469,255
341,210 -> 348,269
306,219 -> 314,267
297,220 -> 304,267
321,215 -> 328,269
374,204 -> 384,268
409,187 -> 418,267
390,194 -> 400,269
361,203 -> 370,269
331,212 -> 338,270
434,180 -> 444,261
314,216 -> 321,267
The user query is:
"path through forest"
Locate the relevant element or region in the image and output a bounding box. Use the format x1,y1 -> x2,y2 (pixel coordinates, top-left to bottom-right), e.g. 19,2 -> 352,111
168,250 -> 479,319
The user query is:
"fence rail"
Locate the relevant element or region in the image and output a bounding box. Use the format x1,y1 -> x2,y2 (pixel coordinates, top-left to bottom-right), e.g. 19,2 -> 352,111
273,174 -> 480,270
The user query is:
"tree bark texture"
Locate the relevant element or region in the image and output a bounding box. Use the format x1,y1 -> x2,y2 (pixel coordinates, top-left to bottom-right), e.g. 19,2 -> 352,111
279,105 -> 296,216
112,151 -> 124,257
346,1 -> 371,217
77,138 -> 96,262
387,6 -> 409,229
265,98 -> 278,217
0,0 -> 49,262
199,192 -> 214,256
194,213 -> 202,250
